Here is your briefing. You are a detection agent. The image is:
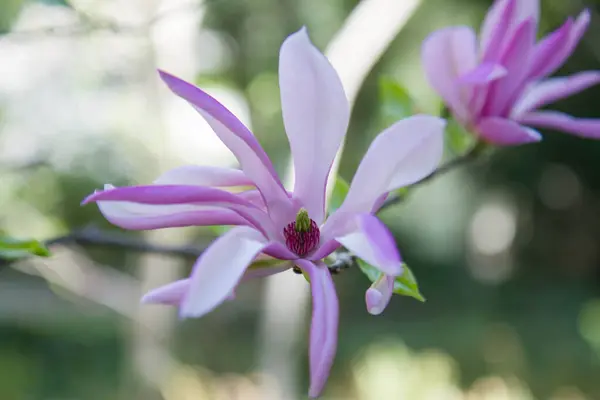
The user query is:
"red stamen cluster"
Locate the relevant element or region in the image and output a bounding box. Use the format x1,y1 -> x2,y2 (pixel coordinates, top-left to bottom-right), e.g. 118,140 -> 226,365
283,219 -> 320,257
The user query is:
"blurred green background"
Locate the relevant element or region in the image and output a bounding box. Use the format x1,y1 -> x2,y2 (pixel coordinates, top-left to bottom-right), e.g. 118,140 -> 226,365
1,0 -> 600,399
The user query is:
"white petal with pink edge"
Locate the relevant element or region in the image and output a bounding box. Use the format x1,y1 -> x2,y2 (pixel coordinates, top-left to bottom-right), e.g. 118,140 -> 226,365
331,115 -> 444,217
180,226 -> 270,318
366,274 -> 395,315
296,259 -> 339,399
279,27 -> 350,225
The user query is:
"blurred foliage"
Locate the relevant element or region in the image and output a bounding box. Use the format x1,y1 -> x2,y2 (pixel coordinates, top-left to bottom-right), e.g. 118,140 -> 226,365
446,117 -> 477,155
328,174 -> 350,214
378,76 -> 417,127
0,235 -> 49,260
357,259 -> 425,302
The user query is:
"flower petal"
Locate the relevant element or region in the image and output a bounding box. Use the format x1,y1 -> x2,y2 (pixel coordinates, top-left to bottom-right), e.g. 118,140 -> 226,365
422,27 -> 478,123
333,115 -> 445,216
142,263 -> 290,306
85,185 -> 277,238
531,9 -> 590,81
158,71 -> 292,217
83,184 -> 255,207
96,184 -> 248,230
527,17 -> 573,80
366,274 -> 395,315
180,226 -> 270,318
98,202 -> 247,230
480,0 -> 516,61
154,165 -> 253,187
279,28 -> 350,224
482,18 -> 536,117
518,111 -> 600,139
296,259 -> 338,399
142,279 -> 190,305
476,117 -> 541,145
334,214 -> 402,276
565,10 -> 591,58
511,71 -> 600,118
459,62 -> 507,85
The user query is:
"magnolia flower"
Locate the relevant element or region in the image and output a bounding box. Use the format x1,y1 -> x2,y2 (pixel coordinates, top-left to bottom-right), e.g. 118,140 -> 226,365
422,0 -> 599,145
83,28 -> 445,397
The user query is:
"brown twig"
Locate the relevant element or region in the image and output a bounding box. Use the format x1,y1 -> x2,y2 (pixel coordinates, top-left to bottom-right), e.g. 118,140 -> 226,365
45,225 -> 208,259
377,140 -> 488,213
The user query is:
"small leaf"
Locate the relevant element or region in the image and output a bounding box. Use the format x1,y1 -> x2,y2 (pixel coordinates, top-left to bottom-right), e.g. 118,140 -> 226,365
0,236 -> 50,260
357,258 -> 380,282
446,118 -> 476,155
247,257 -> 286,270
357,258 -> 425,302
328,175 -> 350,214
209,225 -> 232,235
379,77 -> 416,125
393,264 -> 425,302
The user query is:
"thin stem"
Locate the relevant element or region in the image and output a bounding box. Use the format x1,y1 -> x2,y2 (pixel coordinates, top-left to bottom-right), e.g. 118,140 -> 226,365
377,140 -> 488,213
45,226 -> 208,259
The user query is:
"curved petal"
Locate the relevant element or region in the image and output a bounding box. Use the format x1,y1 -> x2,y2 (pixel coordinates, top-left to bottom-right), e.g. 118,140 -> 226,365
142,263 -> 291,306
527,18 -> 573,80
480,0 -> 516,61
154,165 -> 253,187
94,184 -> 249,230
459,62 -> 507,85
98,202 -> 248,230
142,279 -> 190,305
476,117 -> 541,145
158,71 -> 292,218
296,259 -> 338,399
333,214 -> 402,276
482,18 -> 536,117
83,184 -> 256,207
531,10 -> 591,81
518,111 -> 600,139
422,27 -> 478,123
366,274 -> 395,315
180,226 -> 270,318
511,71 -> 600,118
565,10 -> 591,59
84,185 -> 277,238
332,115 -> 445,217
513,0 -> 539,29
279,28 -> 350,224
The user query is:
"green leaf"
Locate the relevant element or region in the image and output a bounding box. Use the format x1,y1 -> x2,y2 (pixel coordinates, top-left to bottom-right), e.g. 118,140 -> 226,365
393,264 -> 425,302
446,118 -> 476,155
328,175 -> 350,214
209,225 -> 232,236
357,259 -> 425,302
357,258 -> 380,282
0,236 -> 50,261
379,77 -> 416,125
247,258 -> 287,270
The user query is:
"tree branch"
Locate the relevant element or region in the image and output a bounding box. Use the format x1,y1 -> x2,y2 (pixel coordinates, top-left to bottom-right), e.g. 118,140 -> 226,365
377,140 -> 488,213
46,225 -> 208,259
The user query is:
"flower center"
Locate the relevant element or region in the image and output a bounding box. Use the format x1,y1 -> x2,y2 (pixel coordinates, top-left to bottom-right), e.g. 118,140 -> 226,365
283,208 -> 320,257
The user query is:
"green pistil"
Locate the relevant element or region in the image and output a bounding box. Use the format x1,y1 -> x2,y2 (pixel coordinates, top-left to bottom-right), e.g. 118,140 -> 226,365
295,208 -> 311,232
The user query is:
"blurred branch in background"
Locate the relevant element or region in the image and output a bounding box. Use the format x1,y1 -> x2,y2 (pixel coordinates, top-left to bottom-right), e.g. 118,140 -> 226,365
378,140 -> 489,212
46,225 -> 207,259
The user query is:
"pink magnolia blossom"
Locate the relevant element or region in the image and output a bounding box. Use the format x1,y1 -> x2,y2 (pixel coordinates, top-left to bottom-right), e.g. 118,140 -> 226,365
422,0 -> 599,145
83,28 -> 445,397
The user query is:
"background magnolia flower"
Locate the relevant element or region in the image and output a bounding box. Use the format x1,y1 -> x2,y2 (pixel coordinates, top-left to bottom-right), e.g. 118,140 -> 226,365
422,0 -> 600,145
83,28 -> 446,397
